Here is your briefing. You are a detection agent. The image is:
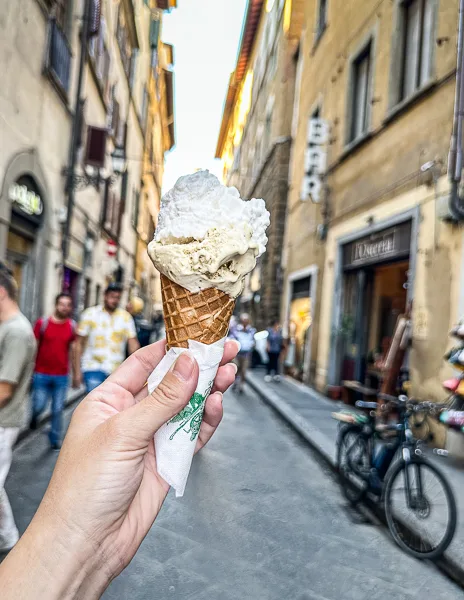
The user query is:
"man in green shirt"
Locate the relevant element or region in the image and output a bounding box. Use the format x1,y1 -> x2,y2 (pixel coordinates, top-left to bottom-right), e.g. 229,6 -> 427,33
0,263 -> 36,552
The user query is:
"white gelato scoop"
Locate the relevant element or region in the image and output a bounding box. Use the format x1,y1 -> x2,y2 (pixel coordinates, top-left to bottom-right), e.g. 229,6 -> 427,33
148,170 -> 270,298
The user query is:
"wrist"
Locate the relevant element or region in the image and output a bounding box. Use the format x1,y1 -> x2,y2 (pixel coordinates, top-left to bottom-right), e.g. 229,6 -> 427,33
1,508 -> 112,600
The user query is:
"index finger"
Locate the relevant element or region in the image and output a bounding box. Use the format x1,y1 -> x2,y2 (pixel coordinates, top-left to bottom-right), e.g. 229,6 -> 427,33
109,338 -> 240,396
106,339 -> 167,394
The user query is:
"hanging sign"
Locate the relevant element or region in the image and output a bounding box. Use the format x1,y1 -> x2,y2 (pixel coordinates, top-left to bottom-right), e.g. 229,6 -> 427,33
300,118 -> 329,203
9,184 -> 43,217
107,239 -> 118,257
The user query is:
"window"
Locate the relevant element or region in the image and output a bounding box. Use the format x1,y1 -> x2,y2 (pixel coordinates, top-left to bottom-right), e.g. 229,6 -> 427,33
84,126 -> 107,168
399,0 -> 434,101
103,180 -> 124,239
116,6 -> 133,78
55,0 -> 71,34
141,85 -> 149,132
132,189 -> 141,229
89,17 -> 110,100
263,98 -> 274,156
349,42 -> 372,143
316,0 -> 328,39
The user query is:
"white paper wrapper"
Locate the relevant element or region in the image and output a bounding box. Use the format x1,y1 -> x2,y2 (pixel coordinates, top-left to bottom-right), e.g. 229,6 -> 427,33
147,337 -> 226,497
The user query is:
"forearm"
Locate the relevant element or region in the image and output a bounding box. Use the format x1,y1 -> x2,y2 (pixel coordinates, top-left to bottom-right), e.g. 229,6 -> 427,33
127,338 -> 140,355
0,507 -> 111,600
0,382 -> 13,408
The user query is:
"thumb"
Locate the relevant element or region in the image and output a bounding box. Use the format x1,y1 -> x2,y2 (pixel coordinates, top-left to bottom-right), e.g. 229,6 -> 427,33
122,353 -> 199,443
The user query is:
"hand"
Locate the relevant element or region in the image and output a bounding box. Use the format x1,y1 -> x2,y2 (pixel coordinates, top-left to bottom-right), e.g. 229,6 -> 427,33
72,374 -> 82,389
0,339 -> 239,599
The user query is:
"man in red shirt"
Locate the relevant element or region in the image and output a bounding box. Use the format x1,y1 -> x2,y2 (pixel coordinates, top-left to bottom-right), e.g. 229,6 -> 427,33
30,293 -> 78,449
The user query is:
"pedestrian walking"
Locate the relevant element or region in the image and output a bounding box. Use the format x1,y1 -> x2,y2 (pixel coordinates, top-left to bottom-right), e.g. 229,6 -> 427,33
230,313 -> 256,394
126,297 -> 153,348
30,293 -> 78,450
75,283 -> 140,393
265,320 -> 284,383
0,263 -> 36,553
0,340 -> 239,597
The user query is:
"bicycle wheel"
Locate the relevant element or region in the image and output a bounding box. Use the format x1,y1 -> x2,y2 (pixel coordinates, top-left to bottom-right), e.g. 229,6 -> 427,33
337,425 -> 370,505
384,457 -> 457,559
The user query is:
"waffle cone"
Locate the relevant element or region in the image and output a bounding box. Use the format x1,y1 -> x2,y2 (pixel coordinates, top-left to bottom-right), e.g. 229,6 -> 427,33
161,274 -> 235,348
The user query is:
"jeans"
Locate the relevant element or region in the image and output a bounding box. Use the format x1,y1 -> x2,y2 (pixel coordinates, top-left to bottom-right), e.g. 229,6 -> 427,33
267,352 -> 280,376
0,427 -> 19,550
83,370 -> 108,393
32,373 -> 69,446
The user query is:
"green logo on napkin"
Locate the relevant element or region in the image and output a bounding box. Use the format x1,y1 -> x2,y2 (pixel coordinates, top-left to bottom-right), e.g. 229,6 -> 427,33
167,380 -> 214,441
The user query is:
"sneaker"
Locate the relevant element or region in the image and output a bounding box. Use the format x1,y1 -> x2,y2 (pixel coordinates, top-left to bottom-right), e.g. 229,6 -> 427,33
273,375 -> 281,383
264,375 -> 272,383
0,530 -> 19,553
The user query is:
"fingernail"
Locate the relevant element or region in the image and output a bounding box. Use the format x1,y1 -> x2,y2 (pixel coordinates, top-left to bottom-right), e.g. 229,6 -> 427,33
232,339 -> 241,352
216,392 -> 223,404
230,363 -> 238,375
173,353 -> 195,381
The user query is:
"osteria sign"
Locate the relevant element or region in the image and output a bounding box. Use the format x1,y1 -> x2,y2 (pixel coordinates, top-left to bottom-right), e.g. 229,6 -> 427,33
9,184 -> 43,217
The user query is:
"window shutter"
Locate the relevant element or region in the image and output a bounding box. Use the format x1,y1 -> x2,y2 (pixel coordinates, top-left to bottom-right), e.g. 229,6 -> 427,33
89,0 -> 102,37
149,16 -> 161,49
85,126 -> 107,167
112,99 -> 120,138
129,48 -> 138,89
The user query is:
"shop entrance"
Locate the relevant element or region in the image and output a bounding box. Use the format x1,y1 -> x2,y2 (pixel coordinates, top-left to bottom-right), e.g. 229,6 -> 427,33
286,274 -> 313,381
6,175 -> 45,322
340,261 -> 409,384
338,220 -> 412,387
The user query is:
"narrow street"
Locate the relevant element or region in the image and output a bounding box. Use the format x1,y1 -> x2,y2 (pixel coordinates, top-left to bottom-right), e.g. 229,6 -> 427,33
4,387 -> 463,600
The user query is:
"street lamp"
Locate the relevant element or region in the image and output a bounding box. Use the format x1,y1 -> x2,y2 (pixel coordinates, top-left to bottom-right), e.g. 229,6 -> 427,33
111,146 -> 127,177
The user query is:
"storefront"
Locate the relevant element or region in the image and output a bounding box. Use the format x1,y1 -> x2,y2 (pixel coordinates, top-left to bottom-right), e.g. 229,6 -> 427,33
284,266 -> 318,382
330,217 -> 414,387
0,150 -> 50,323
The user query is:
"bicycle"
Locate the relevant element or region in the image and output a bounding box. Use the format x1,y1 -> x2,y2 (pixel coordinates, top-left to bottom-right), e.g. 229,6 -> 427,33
335,395 -> 457,560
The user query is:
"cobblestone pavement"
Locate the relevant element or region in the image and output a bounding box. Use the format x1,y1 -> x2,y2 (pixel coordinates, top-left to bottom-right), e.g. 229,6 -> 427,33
4,387 -> 463,599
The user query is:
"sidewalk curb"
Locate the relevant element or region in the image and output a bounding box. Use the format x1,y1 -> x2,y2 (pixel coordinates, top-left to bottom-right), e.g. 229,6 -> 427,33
246,373 -> 464,590
15,387 -> 85,447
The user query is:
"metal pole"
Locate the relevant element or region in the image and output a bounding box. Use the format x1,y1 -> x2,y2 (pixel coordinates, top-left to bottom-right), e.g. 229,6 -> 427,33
62,0 -> 93,284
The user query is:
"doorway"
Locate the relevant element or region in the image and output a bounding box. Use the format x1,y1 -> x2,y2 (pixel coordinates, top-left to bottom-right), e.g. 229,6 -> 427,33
340,260 -> 409,385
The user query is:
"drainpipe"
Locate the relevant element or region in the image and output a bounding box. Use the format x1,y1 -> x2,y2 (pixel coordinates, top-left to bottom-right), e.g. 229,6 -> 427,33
62,0 -> 92,280
449,0 -> 464,220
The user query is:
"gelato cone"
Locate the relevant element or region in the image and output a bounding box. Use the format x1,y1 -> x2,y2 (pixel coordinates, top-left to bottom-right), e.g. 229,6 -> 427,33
161,274 -> 235,349
147,170 -> 270,496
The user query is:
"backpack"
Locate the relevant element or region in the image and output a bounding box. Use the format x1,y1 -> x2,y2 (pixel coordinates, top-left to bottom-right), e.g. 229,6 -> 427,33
39,317 -> 77,341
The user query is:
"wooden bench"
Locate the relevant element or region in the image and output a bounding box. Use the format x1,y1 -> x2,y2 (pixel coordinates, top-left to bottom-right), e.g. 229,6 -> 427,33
342,380 -> 378,406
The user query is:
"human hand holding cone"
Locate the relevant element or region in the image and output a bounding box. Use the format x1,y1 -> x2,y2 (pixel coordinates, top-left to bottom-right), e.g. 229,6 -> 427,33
148,171 -> 269,496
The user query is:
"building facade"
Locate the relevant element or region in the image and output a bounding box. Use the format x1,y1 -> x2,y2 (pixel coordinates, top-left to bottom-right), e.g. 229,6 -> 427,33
0,0 -> 175,323
135,36 -> 175,317
286,0 -> 462,399
215,0 -> 304,330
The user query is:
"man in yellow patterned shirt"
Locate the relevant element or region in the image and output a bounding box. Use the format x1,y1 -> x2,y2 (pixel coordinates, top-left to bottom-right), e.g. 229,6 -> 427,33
75,283 -> 140,393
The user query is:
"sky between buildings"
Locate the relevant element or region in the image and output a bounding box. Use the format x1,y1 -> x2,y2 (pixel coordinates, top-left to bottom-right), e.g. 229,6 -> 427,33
161,0 -> 248,193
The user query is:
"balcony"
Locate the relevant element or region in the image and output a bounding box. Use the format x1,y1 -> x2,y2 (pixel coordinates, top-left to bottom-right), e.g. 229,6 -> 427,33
46,19 -> 72,95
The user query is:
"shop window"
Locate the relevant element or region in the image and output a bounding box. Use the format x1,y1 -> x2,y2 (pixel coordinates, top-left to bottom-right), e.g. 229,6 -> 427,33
348,41 -> 372,144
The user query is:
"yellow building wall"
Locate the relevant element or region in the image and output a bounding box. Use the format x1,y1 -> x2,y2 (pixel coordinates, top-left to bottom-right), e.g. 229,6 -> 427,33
316,176 -> 463,403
